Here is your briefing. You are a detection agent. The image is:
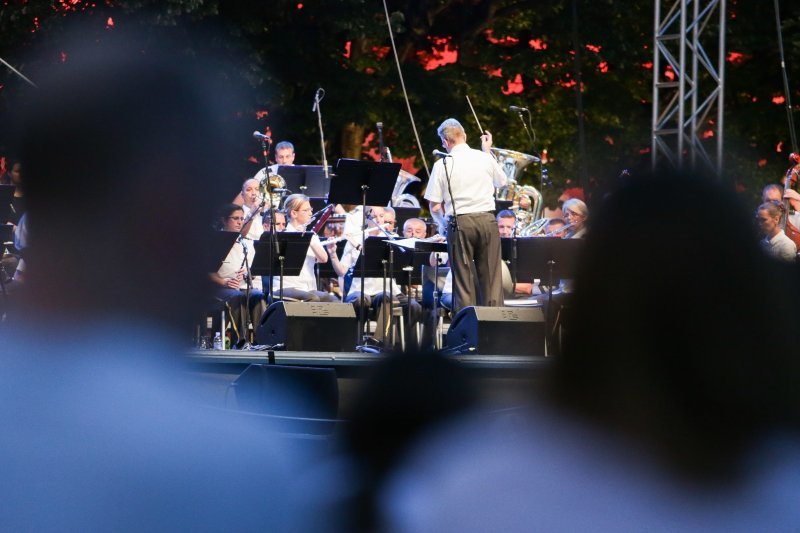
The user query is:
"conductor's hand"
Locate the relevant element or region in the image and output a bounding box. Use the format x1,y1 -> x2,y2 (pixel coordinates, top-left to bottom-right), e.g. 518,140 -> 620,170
480,130 -> 493,152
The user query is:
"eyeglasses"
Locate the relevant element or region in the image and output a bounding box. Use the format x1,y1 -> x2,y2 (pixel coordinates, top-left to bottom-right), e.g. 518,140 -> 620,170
564,210 -> 583,218
295,207 -> 313,213
227,216 -> 244,221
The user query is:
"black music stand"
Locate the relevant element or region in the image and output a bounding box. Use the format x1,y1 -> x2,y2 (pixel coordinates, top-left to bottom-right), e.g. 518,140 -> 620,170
308,197 -> 328,215
387,240 -> 428,349
329,158 -> 399,346
277,165 -> 331,197
0,185 -> 14,223
351,236 -> 399,346
500,237 -> 582,281
393,206 -> 422,234
500,236 -> 583,355
252,232 -> 312,301
415,238 -> 448,349
0,223 -> 14,244
495,199 -> 513,213
204,231 -> 241,273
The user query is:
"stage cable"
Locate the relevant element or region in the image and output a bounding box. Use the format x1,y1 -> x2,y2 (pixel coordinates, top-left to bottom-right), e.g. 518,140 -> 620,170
381,0 -> 431,178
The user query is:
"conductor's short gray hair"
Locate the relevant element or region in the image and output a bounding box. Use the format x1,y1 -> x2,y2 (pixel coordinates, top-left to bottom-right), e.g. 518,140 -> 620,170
437,118 -> 466,144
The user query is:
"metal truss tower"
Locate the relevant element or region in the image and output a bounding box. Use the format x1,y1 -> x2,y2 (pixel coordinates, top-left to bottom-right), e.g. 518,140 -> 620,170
652,0 -> 727,176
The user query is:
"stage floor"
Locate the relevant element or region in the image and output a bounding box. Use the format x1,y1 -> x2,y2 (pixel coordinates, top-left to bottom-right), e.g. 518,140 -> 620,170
185,348 -> 548,370
182,349 -> 550,421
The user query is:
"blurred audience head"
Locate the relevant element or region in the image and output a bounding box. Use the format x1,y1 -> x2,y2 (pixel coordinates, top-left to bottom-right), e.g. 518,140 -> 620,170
551,171 -> 800,479
13,23 -> 239,334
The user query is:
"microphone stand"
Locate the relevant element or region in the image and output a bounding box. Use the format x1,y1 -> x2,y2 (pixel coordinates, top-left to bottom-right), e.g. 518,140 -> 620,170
514,108 -> 547,198
432,250 -> 443,349
259,135 -> 278,307
511,224 -> 519,297
358,201 -> 369,344
238,238 -> 254,349
313,89 -> 330,180
377,122 -> 387,163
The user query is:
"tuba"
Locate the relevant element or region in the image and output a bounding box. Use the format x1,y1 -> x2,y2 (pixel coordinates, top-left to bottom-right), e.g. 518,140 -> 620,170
259,172 -> 286,209
491,147 -> 544,234
386,147 -> 421,208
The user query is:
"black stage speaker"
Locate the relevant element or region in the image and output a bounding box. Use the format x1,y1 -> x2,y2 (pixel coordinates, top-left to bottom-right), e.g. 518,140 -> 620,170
445,306 -> 546,356
255,301 -> 356,351
232,364 -> 339,433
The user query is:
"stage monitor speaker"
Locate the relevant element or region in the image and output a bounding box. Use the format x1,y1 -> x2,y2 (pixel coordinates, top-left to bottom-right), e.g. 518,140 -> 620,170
255,301 -> 356,351
232,364 -> 339,433
445,306 -> 545,356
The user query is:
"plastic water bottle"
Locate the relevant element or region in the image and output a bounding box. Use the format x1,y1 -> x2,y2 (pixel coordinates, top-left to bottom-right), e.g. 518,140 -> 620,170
213,332 -> 223,350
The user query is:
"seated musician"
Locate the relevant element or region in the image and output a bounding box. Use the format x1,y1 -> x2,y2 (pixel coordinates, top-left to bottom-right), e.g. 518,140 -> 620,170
494,210 -> 538,298
438,211 -> 537,308
270,193 -> 337,302
326,206 -> 421,347
543,217 -> 566,237
261,210 -> 287,233
231,140 -> 297,206
783,188 -> 800,229
209,203 -> 267,343
762,183 -> 783,203
562,198 -> 589,238
383,206 -> 399,235
249,140 -> 296,181
403,217 -> 427,239
240,178 -> 266,240
756,200 -> 797,262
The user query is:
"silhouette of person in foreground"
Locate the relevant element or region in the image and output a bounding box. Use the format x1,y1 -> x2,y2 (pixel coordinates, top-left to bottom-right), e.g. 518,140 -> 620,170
0,23 -> 308,530
369,172 -> 800,531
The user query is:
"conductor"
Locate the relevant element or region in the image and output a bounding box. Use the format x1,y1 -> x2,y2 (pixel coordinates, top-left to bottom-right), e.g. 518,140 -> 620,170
425,118 -> 507,313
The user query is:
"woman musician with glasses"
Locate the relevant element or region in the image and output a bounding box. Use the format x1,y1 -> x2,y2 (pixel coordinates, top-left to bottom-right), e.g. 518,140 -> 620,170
209,203 -> 267,344
270,193 -> 338,302
561,198 -> 589,239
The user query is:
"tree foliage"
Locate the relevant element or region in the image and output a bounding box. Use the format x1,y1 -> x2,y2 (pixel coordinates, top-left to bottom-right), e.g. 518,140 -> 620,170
1,0 -> 799,205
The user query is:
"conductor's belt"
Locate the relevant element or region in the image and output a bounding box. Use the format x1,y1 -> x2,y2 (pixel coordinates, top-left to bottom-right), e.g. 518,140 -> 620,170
447,211 -> 493,221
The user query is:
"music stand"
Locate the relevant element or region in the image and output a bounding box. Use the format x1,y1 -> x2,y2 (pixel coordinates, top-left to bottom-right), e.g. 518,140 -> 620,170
393,206 -> 422,235
0,185 -> 14,223
252,232 -> 312,301
0,223 -> 14,245
204,231 -> 241,273
500,236 -> 584,354
308,197 -> 328,215
277,165 -> 332,197
500,237 -> 582,281
495,199 -> 513,213
351,236 -> 399,345
387,240 -> 428,348
329,158 -> 399,346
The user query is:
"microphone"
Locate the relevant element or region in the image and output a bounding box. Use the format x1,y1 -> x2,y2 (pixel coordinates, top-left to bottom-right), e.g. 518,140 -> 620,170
431,149 -> 451,159
253,131 -> 270,142
312,88 -> 323,112
509,105 -> 528,112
